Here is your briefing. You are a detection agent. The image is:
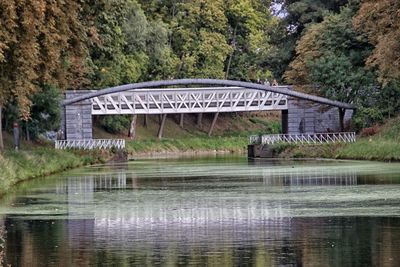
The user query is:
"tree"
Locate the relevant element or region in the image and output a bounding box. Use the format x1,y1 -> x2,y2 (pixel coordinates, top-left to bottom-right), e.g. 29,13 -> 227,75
353,0 -> 400,83
0,1 -> 16,150
28,86 -> 62,139
264,0 -> 349,79
87,0 -> 177,87
169,0 -> 231,79
224,0 -> 275,80
284,5 -> 373,89
0,0 -> 89,149
284,5 -> 376,129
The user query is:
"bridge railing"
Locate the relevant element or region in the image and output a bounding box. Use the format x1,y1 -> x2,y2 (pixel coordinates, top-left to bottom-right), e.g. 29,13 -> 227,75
249,132 -> 356,145
91,87 -> 288,115
55,139 -> 125,150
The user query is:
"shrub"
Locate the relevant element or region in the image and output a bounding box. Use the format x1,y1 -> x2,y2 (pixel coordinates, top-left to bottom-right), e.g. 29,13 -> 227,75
100,116 -> 131,134
360,126 -> 378,137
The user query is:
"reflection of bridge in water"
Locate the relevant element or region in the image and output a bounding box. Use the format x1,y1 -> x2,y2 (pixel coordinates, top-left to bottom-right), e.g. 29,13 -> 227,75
262,168 -> 357,186
58,166 -> 358,231
52,165 -> 398,263
7,162 -> 399,267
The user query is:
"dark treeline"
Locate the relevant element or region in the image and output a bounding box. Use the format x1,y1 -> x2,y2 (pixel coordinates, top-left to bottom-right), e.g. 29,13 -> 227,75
0,0 -> 399,148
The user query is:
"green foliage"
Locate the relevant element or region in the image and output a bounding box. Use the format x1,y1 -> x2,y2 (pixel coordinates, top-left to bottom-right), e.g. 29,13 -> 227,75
87,0 -> 175,87
248,118 -> 281,134
28,85 -> 61,138
170,0 -> 232,78
126,136 -> 248,154
265,0 -> 350,79
0,147 -> 109,196
352,107 -> 383,130
336,140 -> 400,161
1,0 -> 399,142
225,0 -> 275,80
100,116 -> 131,134
308,53 -> 375,103
274,117 -> 400,161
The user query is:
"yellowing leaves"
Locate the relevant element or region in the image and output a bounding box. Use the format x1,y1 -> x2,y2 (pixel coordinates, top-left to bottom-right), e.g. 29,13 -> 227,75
0,0 -> 88,119
354,0 -> 400,83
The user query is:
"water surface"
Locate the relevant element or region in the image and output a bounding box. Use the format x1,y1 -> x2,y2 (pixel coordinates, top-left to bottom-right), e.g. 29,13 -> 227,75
1,156 -> 400,266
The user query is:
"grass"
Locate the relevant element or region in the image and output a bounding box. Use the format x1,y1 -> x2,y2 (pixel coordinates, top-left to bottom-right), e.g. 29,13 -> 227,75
336,140 -> 400,161
126,136 -> 248,155
275,116 -> 400,162
335,117 -> 400,161
0,142 -> 110,197
93,113 -> 282,140
0,113 -> 281,195
95,113 -> 281,156
2,113 -> 397,198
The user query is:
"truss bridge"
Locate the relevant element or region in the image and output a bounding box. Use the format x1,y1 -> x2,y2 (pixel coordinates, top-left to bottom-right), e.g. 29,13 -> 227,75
59,79 -> 356,147
91,87 -> 288,115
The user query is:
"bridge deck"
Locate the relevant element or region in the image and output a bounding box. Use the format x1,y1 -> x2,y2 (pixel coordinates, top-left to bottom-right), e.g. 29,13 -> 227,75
91,87 -> 288,115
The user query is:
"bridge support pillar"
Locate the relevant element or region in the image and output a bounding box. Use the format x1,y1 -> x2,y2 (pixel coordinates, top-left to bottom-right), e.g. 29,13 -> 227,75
287,98 -> 353,134
64,91 -> 93,140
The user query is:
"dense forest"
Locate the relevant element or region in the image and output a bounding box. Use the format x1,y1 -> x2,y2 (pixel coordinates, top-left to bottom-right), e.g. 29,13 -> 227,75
0,0 -> 399,149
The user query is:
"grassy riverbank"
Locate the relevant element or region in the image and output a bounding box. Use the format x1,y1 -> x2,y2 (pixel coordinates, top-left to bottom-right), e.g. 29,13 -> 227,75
0,143 -> 110,197
126,136 -> 248,156
276,117 -> 400,161
0,114 -> 277,196
336,117 -> 400,161
1,115 -> 398,197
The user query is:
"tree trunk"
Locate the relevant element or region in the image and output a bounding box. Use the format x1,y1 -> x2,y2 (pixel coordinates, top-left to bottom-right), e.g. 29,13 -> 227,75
157,114 -> 167,139
25,121 -> 30,142
197,113 -> 203,128
0,105 -> 3,151
128,115 -> 137,140
339,108 -> 345,132
208,113 -> 219,137
179,114 -> 184,128
143,115 -> 148,128
225,25 -> 238,80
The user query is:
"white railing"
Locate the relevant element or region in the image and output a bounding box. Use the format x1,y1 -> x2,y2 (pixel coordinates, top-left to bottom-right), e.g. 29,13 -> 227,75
91,87 -> 288,115
249,132 -> 356,145
55,139 -> 125,150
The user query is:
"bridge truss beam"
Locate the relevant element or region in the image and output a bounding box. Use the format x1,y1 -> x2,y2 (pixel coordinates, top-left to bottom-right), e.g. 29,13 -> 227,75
63,79 -> 355,110
91,87 -> 288,115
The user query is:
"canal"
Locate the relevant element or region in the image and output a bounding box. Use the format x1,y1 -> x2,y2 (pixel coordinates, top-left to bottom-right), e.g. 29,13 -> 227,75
1,156 -> 400,266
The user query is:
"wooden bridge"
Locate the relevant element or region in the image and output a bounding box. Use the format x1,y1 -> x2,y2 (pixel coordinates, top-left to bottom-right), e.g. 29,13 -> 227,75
58,79 -> 356,150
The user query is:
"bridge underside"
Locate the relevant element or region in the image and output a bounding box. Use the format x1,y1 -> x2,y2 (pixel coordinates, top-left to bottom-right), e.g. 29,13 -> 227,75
61,80 -> 354,141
